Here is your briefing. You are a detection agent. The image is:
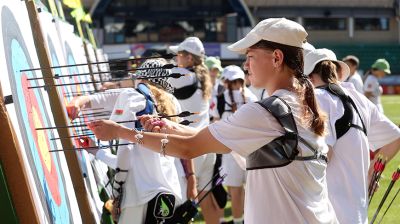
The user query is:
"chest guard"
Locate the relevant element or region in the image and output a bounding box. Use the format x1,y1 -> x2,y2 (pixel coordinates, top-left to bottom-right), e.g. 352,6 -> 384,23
246,96 -> 328,170
135,83 -> 155,130
318,83 -> 367,139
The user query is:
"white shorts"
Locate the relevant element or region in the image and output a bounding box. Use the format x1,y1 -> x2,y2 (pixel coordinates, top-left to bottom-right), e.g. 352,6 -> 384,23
194,153 -> 216,191
119,203 -> 147,224
222,153 -> 246,187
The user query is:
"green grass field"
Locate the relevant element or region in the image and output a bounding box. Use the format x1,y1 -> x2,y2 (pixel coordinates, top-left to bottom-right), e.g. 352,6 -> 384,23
194,95 -> 400,224
368,95 -> 400,224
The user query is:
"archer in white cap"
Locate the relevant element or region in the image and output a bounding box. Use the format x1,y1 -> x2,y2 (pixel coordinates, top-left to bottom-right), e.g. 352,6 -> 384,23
89,18 -> 337,224
342,55 -> 364,93
169,37 -> 220,223
169,37 -> 205,57
212,65 -> 257,120
304,49 -> 400,224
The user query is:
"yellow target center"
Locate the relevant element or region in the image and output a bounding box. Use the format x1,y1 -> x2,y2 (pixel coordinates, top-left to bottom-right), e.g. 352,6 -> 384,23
32,107 -> 52,172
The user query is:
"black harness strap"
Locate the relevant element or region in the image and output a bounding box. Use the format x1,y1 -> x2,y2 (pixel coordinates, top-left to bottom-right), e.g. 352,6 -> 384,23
318,83 -> 367,139
3,95 -> 13,105
173,69 -> 200,100
135,83 -> 155,130
260,89 -> 266,99
246,96 -> 327,170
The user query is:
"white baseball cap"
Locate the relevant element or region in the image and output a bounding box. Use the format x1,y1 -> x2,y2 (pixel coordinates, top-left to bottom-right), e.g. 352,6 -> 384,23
169,37 -> 205,57
222,65 -> 245,81
304,48 -> 350,81
302,42 -> 315,56
228,18 -> 308,54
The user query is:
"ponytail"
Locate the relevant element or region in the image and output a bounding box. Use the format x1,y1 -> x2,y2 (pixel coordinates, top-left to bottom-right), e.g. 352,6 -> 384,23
227,81 -> 238,112
225,79 -> 247,113
186,52 -> 212,100
293,72 -> 326,136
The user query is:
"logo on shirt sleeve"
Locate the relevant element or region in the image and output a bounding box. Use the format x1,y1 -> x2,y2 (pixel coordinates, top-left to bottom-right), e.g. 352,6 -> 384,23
114,109 -> 124,115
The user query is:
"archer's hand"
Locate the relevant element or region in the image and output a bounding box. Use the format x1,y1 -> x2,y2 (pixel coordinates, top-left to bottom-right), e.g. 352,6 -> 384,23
88,120 -> 123,141
66,97 -> 85,120
139,115 -> 173,133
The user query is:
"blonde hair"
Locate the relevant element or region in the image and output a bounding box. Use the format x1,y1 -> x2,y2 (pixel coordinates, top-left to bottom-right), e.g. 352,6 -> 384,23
147,83 -> 179,123
182,51 -> 212,100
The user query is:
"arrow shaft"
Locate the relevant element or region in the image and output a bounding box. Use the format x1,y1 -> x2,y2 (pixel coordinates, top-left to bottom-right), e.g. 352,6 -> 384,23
28,73 -> 180,89
21,54 -> 174,72
37,119 -> 136,130
377,186 -> 400,224
50,134 -> 95,140
369,171 -> 385,203
369,170 -> 379,196
81,111 -> 112,116
49,143 -> 135,152
370,181 -> 396,224
27,65 -> 175,80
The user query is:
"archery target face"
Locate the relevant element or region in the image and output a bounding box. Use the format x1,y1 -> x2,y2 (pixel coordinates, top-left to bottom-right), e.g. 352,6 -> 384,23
0,1 -> 80,223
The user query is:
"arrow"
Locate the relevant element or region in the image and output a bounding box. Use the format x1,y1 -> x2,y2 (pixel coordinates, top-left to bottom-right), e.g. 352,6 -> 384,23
36,119 -> 136,130
369,157 -> 382,196
80,111 -> 112,116
50,133 -> 96,141
28,72 -> 185,89
20,53 -> 176,72
158,111 -> 199,119
370,167 -> 400,224
81,107 -> 105,111
369,158 -> 387,204
64,91 -> 121,98
179,120 -> 198,126
49,143 -> 136,152
26,63 -> 176,81
377,185 -> 400,223
52,112 -> 197,139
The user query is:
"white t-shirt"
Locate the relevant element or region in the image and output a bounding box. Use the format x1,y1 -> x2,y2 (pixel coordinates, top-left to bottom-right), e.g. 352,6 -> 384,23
209,89 -> 337,224
222,87 -> 257,119
88,89 -> 124,119
169,67 -> 210,129
316,82 -> 400,224
347,71 -> 364,94
97,88 -> 183,208
363,75 -> 383,112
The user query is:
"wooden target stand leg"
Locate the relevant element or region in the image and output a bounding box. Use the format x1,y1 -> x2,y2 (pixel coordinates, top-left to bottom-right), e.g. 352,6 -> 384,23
25,1 -> 96,223
0,82 -> 40,224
